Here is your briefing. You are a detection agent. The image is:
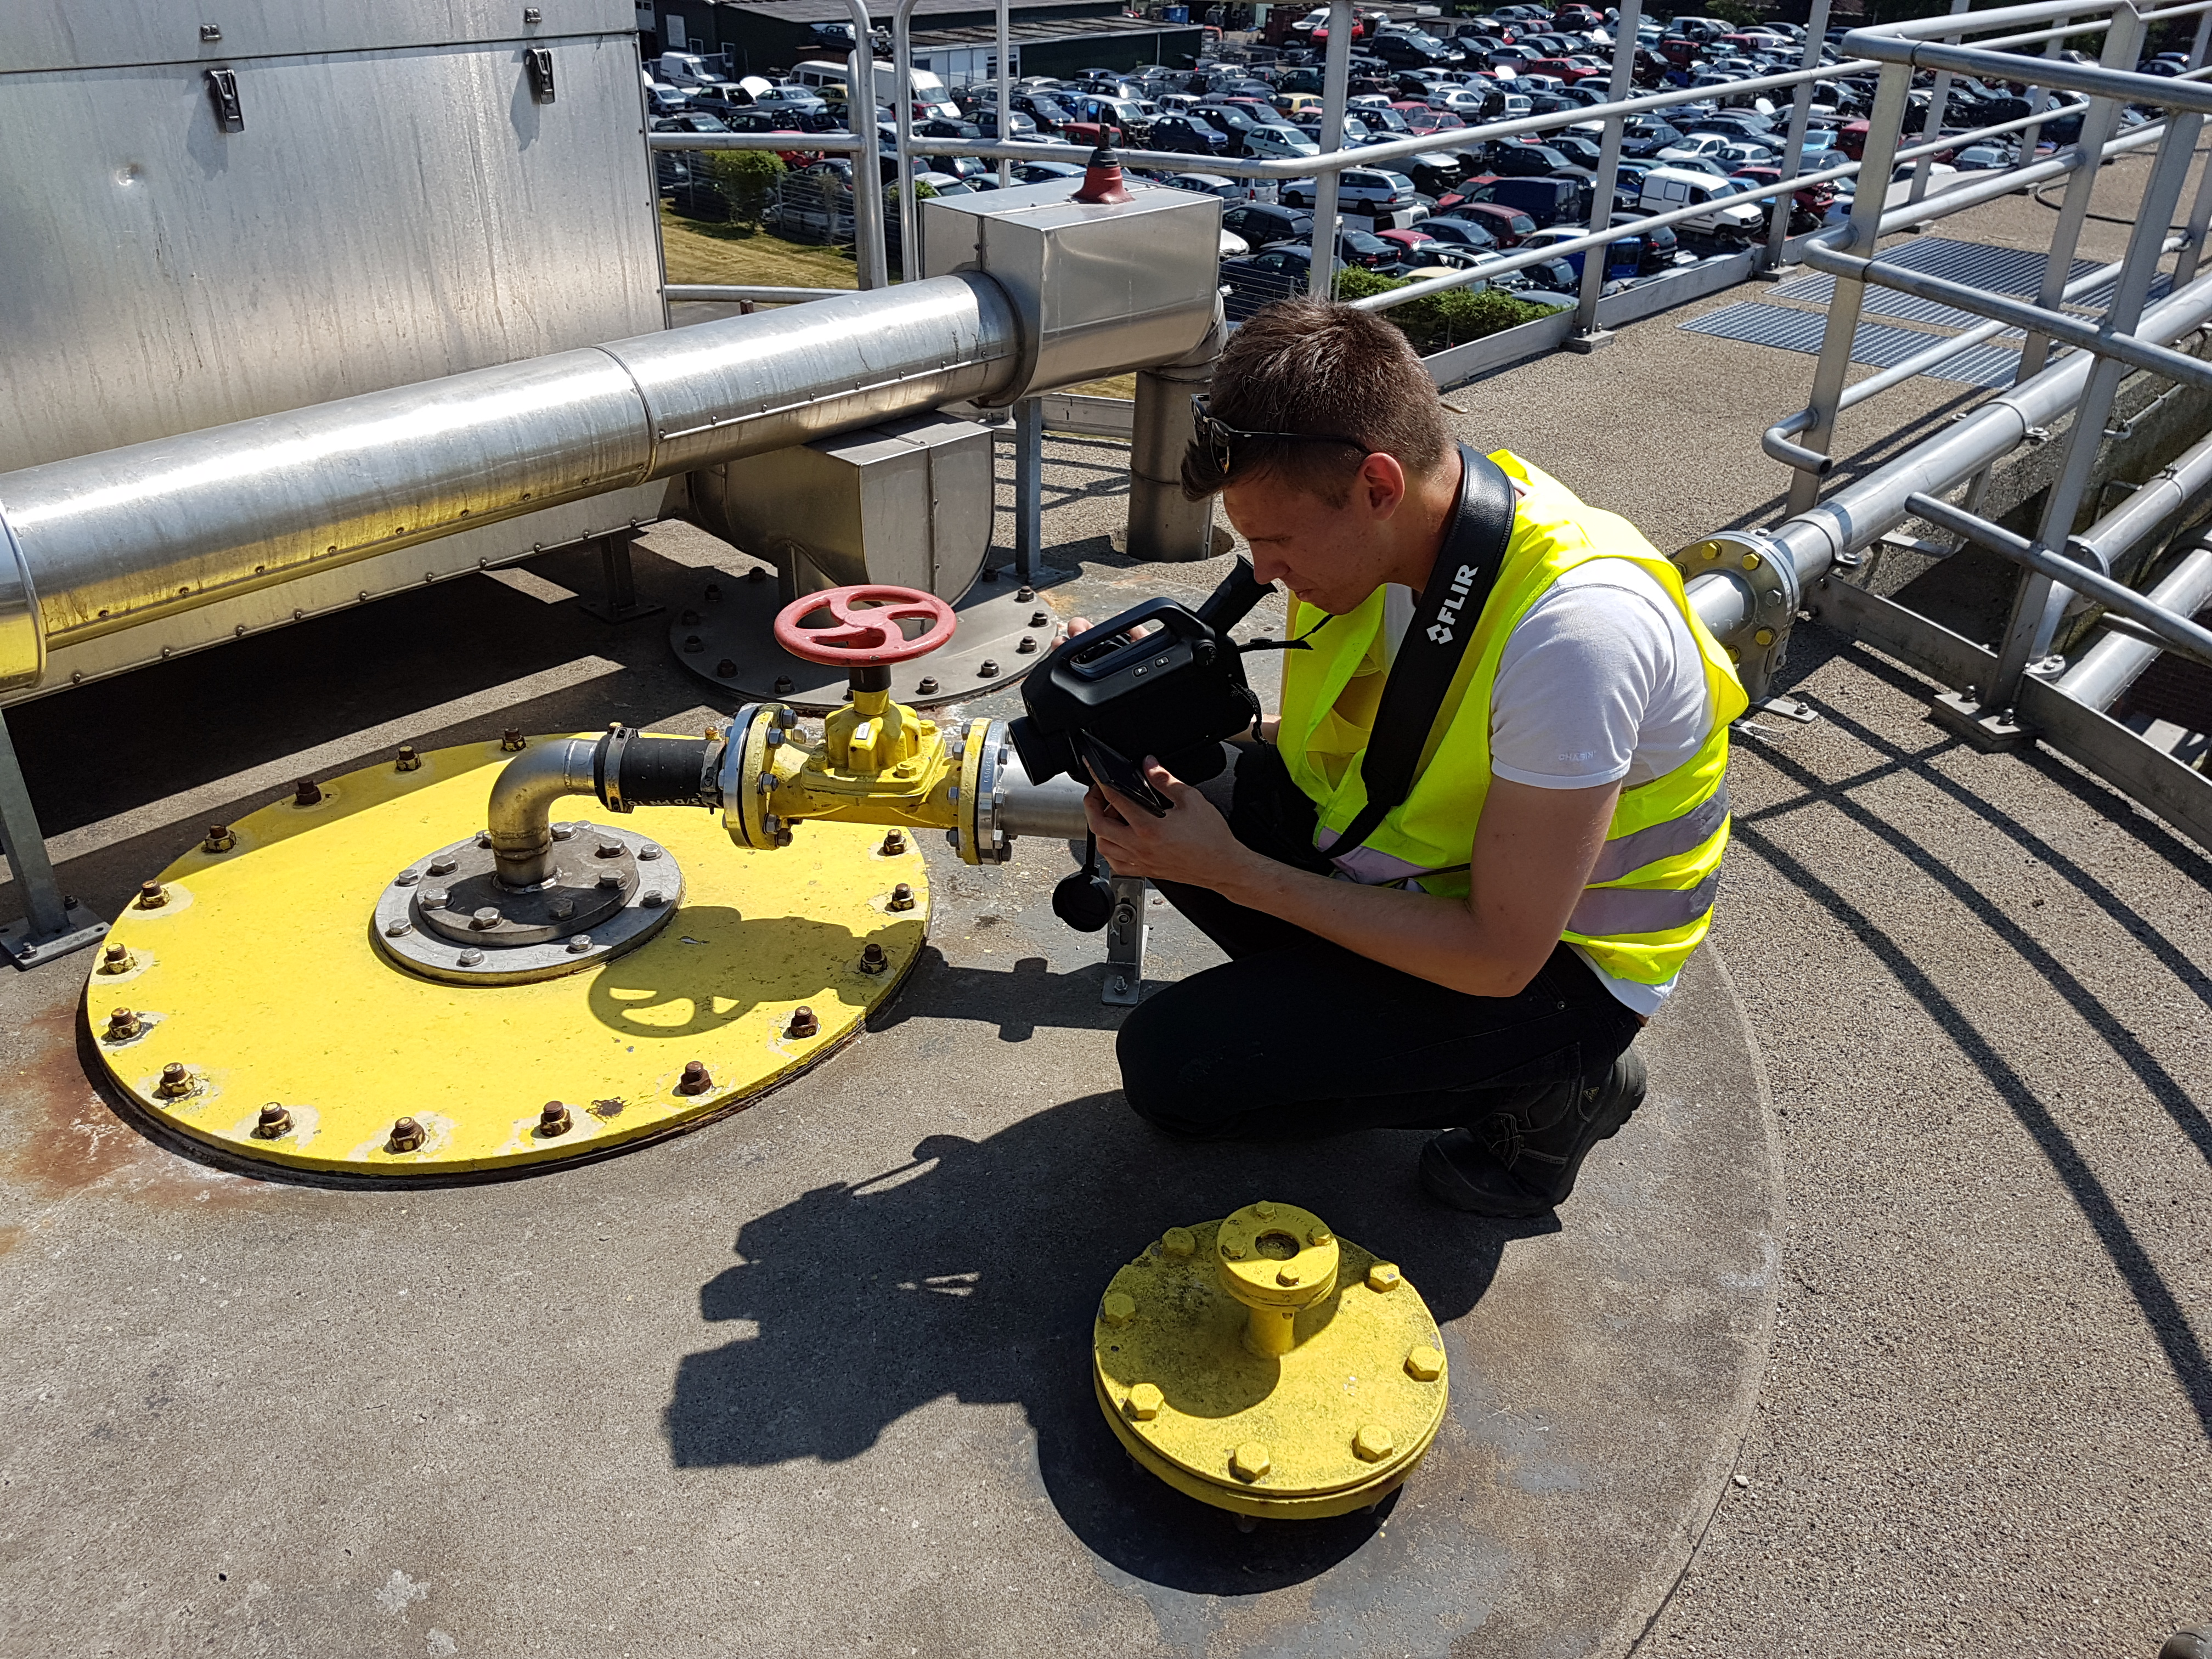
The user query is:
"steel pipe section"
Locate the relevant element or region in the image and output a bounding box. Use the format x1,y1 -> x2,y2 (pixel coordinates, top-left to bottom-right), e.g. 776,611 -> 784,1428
0,276 -> 1020,692
2057,539 -> 2212,708
1125,306 -> 1224,563
486,736 -> 603,889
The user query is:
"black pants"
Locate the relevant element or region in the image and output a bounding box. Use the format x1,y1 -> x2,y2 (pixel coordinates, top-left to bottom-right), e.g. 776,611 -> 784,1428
1116,750 -> 1643,1143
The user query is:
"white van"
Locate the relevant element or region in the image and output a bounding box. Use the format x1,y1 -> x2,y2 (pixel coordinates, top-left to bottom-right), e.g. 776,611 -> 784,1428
792,58 -> 958,118
1637,166 -> 1764,239
657,52 -> 733,91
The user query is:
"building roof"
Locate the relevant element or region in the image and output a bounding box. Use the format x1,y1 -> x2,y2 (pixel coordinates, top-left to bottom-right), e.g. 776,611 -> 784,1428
719,0 -> 1126,22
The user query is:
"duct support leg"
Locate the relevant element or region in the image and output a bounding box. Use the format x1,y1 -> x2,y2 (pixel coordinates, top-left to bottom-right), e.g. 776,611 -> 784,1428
0,708 -> 104,969
1102,873 -> 1149,1006
578,526 -> 664,625
1124,307 -> 1225,563
1015,398 -> 1043,582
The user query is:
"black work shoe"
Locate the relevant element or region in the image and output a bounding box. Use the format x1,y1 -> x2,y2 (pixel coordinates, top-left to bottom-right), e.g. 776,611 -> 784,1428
1419,1049 -> 1649,1217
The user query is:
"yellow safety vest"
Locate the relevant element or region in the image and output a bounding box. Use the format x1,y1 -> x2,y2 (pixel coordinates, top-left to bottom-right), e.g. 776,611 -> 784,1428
1277,450 -> 1747,986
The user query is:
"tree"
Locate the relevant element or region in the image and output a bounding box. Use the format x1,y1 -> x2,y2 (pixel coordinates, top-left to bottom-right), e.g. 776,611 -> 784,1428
710,149 -> 786,230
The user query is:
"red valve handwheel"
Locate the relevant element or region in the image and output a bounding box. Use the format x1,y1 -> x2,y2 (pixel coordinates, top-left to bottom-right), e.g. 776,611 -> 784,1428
772,584 -> 958,666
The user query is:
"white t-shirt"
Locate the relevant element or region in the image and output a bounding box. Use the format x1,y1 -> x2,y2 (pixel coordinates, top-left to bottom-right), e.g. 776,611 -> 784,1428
1376,557 -> 1712,1016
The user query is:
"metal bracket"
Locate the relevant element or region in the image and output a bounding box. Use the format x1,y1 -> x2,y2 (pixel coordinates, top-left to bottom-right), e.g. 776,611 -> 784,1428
524,48 -> 556,105
0,904 -> 107,972
204,68 -> 244,133
1753,695 -> 1822,724
1102,873 -> 1148,1006
577,528 -> 663,625
1929,690 -> 2033,752
1670,529 -> 1800,704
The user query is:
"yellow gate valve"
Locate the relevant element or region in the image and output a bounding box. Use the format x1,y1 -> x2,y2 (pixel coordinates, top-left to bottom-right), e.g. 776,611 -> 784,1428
1092,1201 -> 1449,1521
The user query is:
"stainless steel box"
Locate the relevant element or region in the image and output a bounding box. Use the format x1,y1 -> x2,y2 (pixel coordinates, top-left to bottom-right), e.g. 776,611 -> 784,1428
691,415 -> 994,600
919,179 -> 1221,404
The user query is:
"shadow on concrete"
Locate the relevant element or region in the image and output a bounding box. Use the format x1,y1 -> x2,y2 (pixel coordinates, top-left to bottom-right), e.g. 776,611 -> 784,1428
868,950 -> 1135,1040
664,1096 -> 1556,1594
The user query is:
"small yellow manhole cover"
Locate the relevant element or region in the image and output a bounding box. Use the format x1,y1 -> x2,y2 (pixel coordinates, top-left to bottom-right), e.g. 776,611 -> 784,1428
1093,1201 -> 1448,1519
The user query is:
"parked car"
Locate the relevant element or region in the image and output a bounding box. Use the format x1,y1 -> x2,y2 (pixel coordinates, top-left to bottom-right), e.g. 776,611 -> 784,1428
1637,165 -> 1764,240
1147,113 -> 1230,154
1441,200 -> 1538,245
1244,123 -> 1321,159
1012,159 -> 1087,184
1486,141 -> 1576,178
1279,166 -> 1418,216
1416,214 -> 1502,251
1452,173 -> 1593,227
1222,200 -> 1314,245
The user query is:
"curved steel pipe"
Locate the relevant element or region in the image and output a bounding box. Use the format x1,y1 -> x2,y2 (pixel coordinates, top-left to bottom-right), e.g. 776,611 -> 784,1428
486,736 -> 604,889
0,275 -> 1021,689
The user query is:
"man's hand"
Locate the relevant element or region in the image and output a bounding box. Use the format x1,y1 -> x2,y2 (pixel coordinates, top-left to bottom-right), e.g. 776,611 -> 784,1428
1085,758 -> 1257,890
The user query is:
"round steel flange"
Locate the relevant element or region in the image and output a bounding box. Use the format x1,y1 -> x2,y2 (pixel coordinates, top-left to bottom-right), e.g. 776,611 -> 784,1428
1669,529 -> 1798,702
86,735 -> 930,1177
1093,1203 -> 1449,1520
373,822 -> 684,985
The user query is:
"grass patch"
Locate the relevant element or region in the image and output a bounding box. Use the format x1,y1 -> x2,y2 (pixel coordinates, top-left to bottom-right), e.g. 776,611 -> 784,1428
658,204 -> 859,291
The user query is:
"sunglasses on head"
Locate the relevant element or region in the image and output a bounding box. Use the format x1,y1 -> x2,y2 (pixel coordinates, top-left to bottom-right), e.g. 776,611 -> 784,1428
1190,395 -> 1368,477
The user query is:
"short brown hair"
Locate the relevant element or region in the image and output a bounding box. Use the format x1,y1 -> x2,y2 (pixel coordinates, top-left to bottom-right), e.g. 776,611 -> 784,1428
1181,299 -> 1451,504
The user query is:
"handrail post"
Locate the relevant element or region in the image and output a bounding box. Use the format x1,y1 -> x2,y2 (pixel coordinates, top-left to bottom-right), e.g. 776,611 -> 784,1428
1570,0 -> 1645,347
1906,0 -> 1970,207
847,5 -> 889,290
1765,0 -> 1835,271
1306,0 -> 1352,298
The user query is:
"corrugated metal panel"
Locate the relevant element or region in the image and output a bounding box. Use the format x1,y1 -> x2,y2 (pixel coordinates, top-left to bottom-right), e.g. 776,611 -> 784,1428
1681,301 -> 2022,388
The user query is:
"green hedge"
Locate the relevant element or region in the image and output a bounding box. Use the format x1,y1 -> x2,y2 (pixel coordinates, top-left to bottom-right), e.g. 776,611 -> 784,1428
1332,267 -> 1556,352
708,150 -> 786,230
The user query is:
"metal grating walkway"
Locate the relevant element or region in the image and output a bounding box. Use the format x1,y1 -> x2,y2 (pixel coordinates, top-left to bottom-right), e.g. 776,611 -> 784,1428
1764,234 -> 2151,330
1680,301 -> 2025,387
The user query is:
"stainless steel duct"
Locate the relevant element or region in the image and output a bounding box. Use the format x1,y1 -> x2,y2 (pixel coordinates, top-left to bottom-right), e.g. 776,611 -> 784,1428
1124,307 -> 1225,564
0,276 -> 1022,690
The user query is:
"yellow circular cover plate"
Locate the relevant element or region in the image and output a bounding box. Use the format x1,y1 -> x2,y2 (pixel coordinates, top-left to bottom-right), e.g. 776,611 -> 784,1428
1093,1205 -> 1449,1519
83,736 -> 927,1176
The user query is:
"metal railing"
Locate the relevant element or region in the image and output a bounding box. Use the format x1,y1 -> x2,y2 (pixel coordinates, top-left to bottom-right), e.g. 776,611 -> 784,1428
1702,0 -> 2212,856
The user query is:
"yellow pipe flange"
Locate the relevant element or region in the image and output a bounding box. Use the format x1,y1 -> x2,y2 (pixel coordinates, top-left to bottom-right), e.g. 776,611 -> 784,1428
1092,1203 -> 1449,1520
84,735 -> 927,1176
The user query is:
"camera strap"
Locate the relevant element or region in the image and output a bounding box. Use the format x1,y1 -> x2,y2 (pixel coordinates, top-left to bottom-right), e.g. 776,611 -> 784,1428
1323,443 -> 1516,865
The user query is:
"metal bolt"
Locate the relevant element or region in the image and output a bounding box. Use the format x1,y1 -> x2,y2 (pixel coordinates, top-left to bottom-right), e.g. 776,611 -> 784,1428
395,868 -> 422,886
678,1060 -> 713,1096
680,608 -> 702,625
254,1103 -> 292,1138
429,854 -> 459,876
881,829 -> 906,855
1307,1226 -> 1332,1246
203,824 -> 236,853
704,583 -> 724,602
887,883 -> 915,912
1101,1291 -> 1136,1328
1231,1442 -> 1271,1482
422,888 -> 450,909
1016,635 -> 1037,654
1252,1201 -> 1276,1220
787,1006 -> 819,1039
716,659 -> 738,678
765,729 -> 784,747
859,941 -> 888,973
1126,1382 -> 1163,1420
746,567 -> 767,584
475,831 -> 493,849
500,729 -> 527,752
1029,610 -> 1049,628
774,676 -> 794,695
523,6 -> 541,21
388,1115 -> 426,1152
105,1007 -> 142,1040
136,881 -> 168,910
595,840 -> 624,859
1353,1424 -> 1395,1463
155,1062 -> 192,1098
457,949 -> 486,967
1367,1262 -> 1402,1294
200,24 -> 221,41
1017,585 -> 1036,602
683,634 -> 704,653
1161,1227 -> 1195,1259
1276,1266 -> 1301,1286
1220,1239 -> 1245,1261
977,659 -> 1000,678
639,844 -> 663,861
100,943 -> 134,973
1406,1345 -> 1444,1383
395,746 -> 422,772
551,822 -> 580,844
385,918 -> 413,938
757,772 -> 776,795
1753,627 -> 1776,647
539,1101 -> 572,1137
917,676 -> 939,696
641,891 -> 665,907
775,707 -> 797,730
294,779 -> 322,806
566,934 -> 592,953
470,907 -> 503,930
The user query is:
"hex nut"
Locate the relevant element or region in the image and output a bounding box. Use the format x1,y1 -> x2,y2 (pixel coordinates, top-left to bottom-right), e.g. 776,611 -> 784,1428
385,918 -> 413,938
1231,1442 -> 1271,1482
1353,1424 -> 1395,1463
136,881 -> 168,910
99,944 -> 134,975
917,676 -> 939,696
500,729 -> 527,752
428,855 -> 459,876
1252,1201 -> 1276,1219
639,844 -> 663,861
155,1062 -> 192,1098
1016,635 -> 1038,654
1016,585 -> 1035,602
1276,1266 -> 1302,1287
977,659 -> 1000,678
105,1007 -> 142,1040
774,676 -> 794,695
388,1115 -> 426,1152
566,934 -> 593,953
470,907 -> 503,930
1126,1383 -> 1164,1421
704,582 -> 724,602
539,1101 -> 572,1137
859,941 -> 888,974
1161,1227 -> 1195,1258
641,890 -> 666,908
596,872 -> 623,890
788,1006 -> 819,1039
683,634 -> 704,652
1406,1345 -> 1445,1383
1030,610 -> 1050,628
715,658 -> 738,678
551,823 -> 575,842
1308,1226 -> 1333,1246
254,1104 -> 292,1139
881,829 -> 906,855
887,882 -> 915,912
744,567 -> 766,584
1367,1262 -> 1402,1293
422,888 -> 450,909
1220,1239 -> 1246,1261
294,779 -> 323,807
395,746 -> 422,772
678,1059 -> 713,1096
202,824 -> 236,853
457,949 -> 486,967
1101,1291 -> 1136,1328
